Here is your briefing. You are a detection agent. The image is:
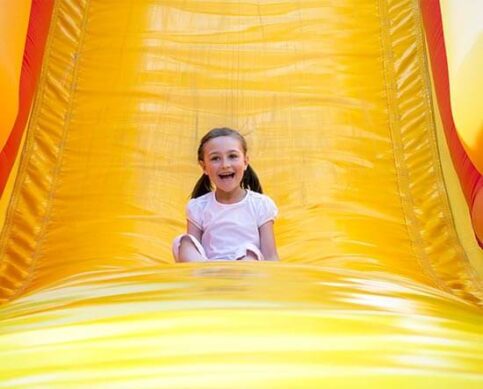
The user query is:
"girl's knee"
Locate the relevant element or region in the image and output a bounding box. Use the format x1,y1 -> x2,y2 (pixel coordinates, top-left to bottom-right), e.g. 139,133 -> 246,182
179,235 -> 194,248
175,234 -> 207,262
246,249 -> 258,260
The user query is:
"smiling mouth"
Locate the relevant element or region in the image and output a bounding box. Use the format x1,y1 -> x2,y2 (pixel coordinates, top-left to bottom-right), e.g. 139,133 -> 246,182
219,173 -> 235,180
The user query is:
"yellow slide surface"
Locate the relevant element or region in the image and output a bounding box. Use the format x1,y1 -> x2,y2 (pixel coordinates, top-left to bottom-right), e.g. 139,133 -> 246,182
0,1 -> 482,387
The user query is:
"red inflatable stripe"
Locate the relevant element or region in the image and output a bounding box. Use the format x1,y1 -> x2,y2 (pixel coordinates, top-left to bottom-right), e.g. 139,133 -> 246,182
0,0 -> 55,195
420,0 -> 483,246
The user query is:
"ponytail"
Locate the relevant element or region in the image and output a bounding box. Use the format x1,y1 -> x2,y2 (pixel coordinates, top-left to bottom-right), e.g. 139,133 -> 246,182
242,164 -> 263,194
191,174 -> 212,198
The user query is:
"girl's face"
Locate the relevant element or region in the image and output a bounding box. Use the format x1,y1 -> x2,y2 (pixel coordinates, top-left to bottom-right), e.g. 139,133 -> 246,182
200,136 -> 248,195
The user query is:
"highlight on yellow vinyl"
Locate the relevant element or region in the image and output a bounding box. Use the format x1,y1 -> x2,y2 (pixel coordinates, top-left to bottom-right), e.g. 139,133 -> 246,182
440,0 -> 483,174
0,0 -> 32,152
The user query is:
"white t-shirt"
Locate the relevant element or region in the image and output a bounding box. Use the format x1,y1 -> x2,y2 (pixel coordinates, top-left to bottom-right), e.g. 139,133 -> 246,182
186,190 -> 278,260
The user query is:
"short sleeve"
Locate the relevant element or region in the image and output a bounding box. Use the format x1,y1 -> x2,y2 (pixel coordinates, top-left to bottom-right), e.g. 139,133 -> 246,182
186,199 -> 202,229
257,195 -> 278,227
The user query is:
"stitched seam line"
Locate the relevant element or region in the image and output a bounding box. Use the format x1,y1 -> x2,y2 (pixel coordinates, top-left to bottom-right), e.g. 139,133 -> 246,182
377,0 -> 448,291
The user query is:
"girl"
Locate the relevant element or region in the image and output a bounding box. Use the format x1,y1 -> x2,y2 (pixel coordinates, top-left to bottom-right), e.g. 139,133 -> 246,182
172,127 -> 279,262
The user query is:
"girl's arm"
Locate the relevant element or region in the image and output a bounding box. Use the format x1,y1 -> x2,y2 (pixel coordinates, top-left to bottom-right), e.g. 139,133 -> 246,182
177,221 -> 205,263
259,221 -> 279,261
187,220 -> 202,242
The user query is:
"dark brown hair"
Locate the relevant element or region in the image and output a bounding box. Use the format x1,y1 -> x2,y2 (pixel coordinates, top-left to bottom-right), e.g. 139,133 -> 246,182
191,127 -> 263,198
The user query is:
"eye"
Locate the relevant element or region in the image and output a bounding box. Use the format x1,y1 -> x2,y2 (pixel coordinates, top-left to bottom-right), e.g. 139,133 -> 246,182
229,153 -> 239,159
210,156 -> 220,161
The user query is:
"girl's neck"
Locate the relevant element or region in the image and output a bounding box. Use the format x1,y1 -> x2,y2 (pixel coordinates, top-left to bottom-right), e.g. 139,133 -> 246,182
214,187 -> 247,204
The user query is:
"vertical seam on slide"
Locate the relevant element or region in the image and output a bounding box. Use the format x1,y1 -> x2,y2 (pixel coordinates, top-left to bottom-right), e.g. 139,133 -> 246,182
0,0 -> 60,303
1,0 -> 92,303
412,0 -> 483,303
16,0 -> 92,301
377,0 -> 448,292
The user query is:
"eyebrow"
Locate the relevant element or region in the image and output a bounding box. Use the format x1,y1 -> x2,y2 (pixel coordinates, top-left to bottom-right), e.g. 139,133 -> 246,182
208,149 -> 241,156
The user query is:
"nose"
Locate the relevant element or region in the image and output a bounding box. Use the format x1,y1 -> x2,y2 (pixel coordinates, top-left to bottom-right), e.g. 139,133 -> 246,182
222,156 -> 230,167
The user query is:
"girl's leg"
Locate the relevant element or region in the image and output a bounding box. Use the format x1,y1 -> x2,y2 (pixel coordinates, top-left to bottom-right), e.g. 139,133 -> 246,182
178,237 -> 205,262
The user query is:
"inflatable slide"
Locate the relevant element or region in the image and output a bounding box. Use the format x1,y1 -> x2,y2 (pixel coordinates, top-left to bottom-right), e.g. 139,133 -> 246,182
0,0 -> 482,387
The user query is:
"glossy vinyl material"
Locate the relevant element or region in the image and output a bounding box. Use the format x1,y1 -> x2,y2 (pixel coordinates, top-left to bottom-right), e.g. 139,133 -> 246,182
0,0 -> 55,199
0,0 -> 31,151
0,0 -> 482,387
440,0 -> 483,174
420,0 -> 483,247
